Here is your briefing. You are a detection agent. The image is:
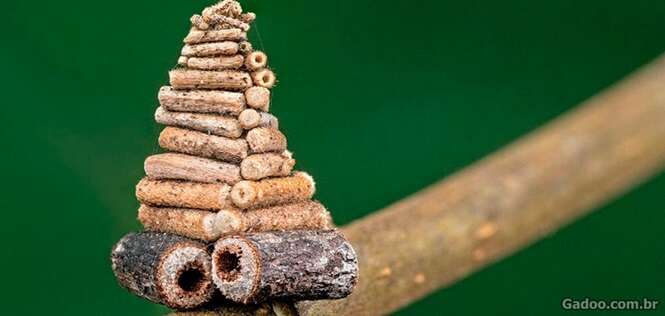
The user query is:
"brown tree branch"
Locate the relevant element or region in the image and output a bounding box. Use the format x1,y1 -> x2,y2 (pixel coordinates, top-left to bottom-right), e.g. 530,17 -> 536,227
175,53 -> 665,316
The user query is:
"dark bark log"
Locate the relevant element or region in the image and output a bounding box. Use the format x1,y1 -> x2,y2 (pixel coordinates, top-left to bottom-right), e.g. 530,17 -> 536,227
211,230 -> 358,304
111,232 -> 214,309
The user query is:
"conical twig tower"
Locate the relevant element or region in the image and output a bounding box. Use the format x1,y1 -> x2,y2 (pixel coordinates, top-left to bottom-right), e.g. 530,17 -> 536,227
111,0 -> 358,311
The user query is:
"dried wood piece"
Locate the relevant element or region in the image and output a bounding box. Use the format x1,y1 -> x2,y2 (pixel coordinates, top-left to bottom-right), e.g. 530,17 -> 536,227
244,51 -> 267,71
190,14 -> 210,30
246,127 -> 287,153
136,178 -> 232,210
251,69 -> 276,88
184,28 -> 247,44
238,109 -> 279,130
159,127 -> 248,163
138,205 -> 222,241
139,200 -> 332,241
240,12 -> 256,23
155,107 -> 243,138
211,16 -> 250,31
240,152 -> 294,180
238,41 -> 253,55
211,230 -> 358,303
158,86 -> 246,116
244,86 -> 270,111
170,69 -> 253,90
111,232 -> 214,309
215,200 -> 333,235
145,153 -> 241,184
230,172 -> 315,209
182,42 -> 240,57
187,55 -> 244,70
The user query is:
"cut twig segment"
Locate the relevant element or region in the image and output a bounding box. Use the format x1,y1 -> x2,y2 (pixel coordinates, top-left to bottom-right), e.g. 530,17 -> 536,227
230,172 -> 315,209
240,152 -> 294,180
238,109 -> 279,130
243,87 -> 270,111
182,42 -> 240,57
169,69 -> 253,90
186,55 -> 244,70
216,200 -> 333,235
138,205 -> 223,241
136,178 -> 231,210
140,200 -> 332,240
159,127 -> 248,163
190,15 -> 210,30
159,86 -> 246,116
211,230 -> 358,304
244,51 -> 267,71
155,107 -> 243,138
144,153 -> 241,184
183,28 -> 247,44
246,127 -> 287,153
238,41 -> 253,55
111,232 -> 214,309
251,69 -> 276,88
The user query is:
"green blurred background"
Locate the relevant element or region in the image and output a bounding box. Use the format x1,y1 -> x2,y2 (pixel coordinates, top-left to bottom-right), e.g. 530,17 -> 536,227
1,0 -> 664,315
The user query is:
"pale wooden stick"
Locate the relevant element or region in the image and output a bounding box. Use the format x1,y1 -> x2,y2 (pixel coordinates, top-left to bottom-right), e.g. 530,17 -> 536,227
214,200 -> 333,235
139,200 -> 333,240
138,205 -> 222,241
243,87 -> 270,111
144,153 -> 241,184
158,86 -> 246,116
186,55 -> 244,70
182,42 -> 239,57
136,178 -> 231,210
246,127 -> 287,153
240,152 -> 294,180
190,14 -> 209,30
170,69 -> 253,90
230,172 -> 315,209
158,127 -> 248,163
238,109 -> 279,130
296,54 -> 665,315
251,69 -> 276,88
155,106 -> 243,138
183,28 -> 247,44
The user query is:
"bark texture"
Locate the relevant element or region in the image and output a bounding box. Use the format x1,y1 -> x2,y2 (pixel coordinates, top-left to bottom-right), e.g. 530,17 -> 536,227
246,127 -> 287,154
159,127 -> 248,163
111,232 -> 214,309
159,86 -> 246,116
238,109 -> 279,130
211,230 -> 358,304
155,107 -> 243,138
244,87 -> 270,112
240,152 -> 294,180
187,55 -> 245,70
138,205 -> 221,241
145,153 -> 241,184
214,200 -> 333,235
184,28 -> 247,44
170,69 -> 253,90
182,42 -> 240,57
230,172 -> 315,209
136,178 -> 231,210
